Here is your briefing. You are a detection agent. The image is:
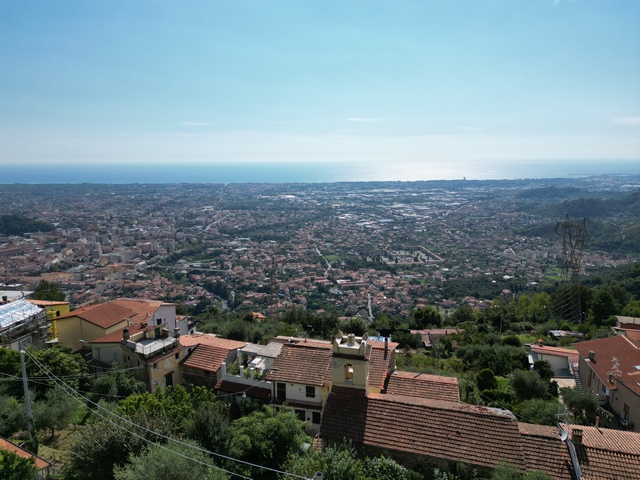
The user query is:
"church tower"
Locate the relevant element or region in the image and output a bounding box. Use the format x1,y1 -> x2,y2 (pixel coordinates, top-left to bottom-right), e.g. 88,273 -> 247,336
331,331 -> 370,391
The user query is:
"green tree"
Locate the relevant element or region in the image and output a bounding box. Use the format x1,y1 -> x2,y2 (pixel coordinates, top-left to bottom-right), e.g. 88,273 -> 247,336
510,370 -> 548,403
26,346 -> 89,399
229,406 -> 308,479
33,386 -> 77,438
561,388 -> 597,424
184,402 -> 232,456
533,361 -> 554,381
113,441 -> 228,480
284,444 -> 421,480
32,279 -> 66,301
411,306 -> 442,329
477,368 -> 498,391
0,448 -> 37,480
0,395 -> 27,437
517,398 -> 564,426
63,414 -> 174,480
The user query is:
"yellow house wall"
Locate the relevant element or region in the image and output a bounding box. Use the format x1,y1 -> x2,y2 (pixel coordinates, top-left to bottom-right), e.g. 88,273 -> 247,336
146,349 -> 184,392
56,317 -> 128,351
609,381 -> 640,432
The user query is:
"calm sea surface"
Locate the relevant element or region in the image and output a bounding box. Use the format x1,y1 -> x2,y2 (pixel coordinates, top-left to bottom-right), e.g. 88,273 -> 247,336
2,160 -> 638,184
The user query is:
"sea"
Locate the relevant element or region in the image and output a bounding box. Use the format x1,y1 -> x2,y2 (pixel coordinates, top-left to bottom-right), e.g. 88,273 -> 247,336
1,160 -> 638,184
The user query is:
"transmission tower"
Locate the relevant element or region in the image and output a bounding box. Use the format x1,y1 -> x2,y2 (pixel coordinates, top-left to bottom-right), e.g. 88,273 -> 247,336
556,215 -> 587,280
553,215 -> 588,323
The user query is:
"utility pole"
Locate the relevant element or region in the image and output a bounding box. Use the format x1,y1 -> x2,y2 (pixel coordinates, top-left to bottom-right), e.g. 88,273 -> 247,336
20,348 -> 34,434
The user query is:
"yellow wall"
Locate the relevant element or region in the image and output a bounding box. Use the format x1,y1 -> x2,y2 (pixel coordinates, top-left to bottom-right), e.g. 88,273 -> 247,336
56,316 -> 128,351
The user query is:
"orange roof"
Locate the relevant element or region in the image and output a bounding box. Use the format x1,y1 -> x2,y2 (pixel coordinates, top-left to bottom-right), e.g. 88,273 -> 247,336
573,335 -> 640,396
58,302 -> 135,329
179,333 -> 246,350
367,340 -> 398,390
530,345 -> 579,364
0,436 -> 51,471
181,343 -> 234,373
113,298 -> 163,323
385,371 -> 460,403
266,342 -> 333,386
321,387 -> 525,469
518,423 -> 640,480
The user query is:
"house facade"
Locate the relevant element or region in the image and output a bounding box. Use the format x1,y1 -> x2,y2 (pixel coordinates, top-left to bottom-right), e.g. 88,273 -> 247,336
574,335 -> 640,431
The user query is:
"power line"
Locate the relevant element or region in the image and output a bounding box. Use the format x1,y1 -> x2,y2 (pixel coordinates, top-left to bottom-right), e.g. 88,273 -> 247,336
22,348 -> 310,480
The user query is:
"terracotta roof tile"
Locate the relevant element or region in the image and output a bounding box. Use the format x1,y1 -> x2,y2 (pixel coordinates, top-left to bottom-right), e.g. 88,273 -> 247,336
320,387 -> 525,469
0,436 -> 51,471
112,298 -> 163,323
266,343 -> 333,386
573,335 -> 640,396
179,333 -> 246,350
518,423 -> 574,480
181,344 -> 233,373
367,341 -> 398,390
530,345 -> 580,365
385,371 -> 460,402
58,302 -> 135,329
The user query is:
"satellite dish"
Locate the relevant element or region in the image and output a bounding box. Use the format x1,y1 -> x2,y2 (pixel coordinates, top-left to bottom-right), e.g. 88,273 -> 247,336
559,428 -> 569,442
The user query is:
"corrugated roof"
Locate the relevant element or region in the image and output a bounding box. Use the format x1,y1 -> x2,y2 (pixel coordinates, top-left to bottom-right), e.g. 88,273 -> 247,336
0,299 -> 43,330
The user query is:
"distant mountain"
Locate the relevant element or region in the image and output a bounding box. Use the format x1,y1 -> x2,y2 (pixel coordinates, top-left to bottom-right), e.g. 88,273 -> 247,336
522,189 -> 640,219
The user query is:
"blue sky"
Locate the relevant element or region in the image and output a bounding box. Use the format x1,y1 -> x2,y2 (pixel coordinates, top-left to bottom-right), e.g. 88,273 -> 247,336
1,0 -> 639,179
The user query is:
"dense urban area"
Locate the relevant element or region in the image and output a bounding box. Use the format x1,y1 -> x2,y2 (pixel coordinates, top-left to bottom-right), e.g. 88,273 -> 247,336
1,175 -> 640,480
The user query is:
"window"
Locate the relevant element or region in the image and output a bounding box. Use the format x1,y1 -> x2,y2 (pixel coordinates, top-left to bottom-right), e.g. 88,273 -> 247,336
276,382 -> 286,402
624,403 -> 630,421
312,411 -> 321,424
345,364 -> 354,381
306,386 -> 315,398
295,409 -> 305,422
175,352 -> 180,360
153,363 -> 158,370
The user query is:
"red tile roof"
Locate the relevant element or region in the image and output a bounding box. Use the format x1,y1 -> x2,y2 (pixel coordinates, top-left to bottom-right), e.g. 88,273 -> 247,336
320,387 -> 525,469
266,342 -> 333,386
179,333 -> 246,350
385,371 -> 460,403
367,340 -> 398,390
181,344 -> 234,373
58,302 -> 135,329
112,298 -> 163,323
573,335 -> 640,396
0,436 -> 51,471
518,423 -> 573,480
530,345 -> 579,365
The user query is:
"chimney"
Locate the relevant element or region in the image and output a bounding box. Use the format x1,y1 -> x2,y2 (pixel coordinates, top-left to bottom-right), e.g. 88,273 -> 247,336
595,416 -> 600,429
347,334 -> 356,346
572,429 -> 583,445
588,351 -> 595,362
123,328 -> 130,341
384,337 -> 389,360
174,327 -> 180,339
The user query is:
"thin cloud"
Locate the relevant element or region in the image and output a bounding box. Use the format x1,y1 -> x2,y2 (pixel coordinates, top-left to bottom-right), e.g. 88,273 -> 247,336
611,116 -> 640,128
